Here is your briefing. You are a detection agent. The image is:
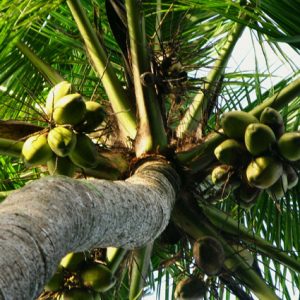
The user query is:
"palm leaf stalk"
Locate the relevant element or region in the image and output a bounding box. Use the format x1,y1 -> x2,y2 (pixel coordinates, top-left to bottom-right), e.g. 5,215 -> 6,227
201,204 -> 300,273
176,76 -> 300,172
172,201 -> 279,300
106,247 -> 127,274
67,0 -> 137,140
129,243 -> 153,300
176,14 -> 248,138
125,0 -> 167,156
16,42 -> 64,85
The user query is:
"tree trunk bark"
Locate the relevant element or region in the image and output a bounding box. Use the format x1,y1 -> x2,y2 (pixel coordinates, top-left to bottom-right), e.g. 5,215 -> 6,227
0,160 -> 179,300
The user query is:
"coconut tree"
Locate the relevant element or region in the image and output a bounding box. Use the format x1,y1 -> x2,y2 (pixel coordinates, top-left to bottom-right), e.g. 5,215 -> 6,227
0,0 -> 300,299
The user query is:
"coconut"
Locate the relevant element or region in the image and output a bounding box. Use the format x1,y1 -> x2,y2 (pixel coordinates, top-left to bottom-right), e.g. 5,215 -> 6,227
22,133 -> 53,166
60,288 -> 95,300
244,123 -> 276,156
48,127 -> 77,157
236,180 -> 261,203
193,236 -> 225,276
260,107 -> 285,138
278,132 -> 300,161
53,93 -> 86,126
211,165 -> 232,185
214,139 -> 249,165
47,156 -> 75,177
221,111 -> 258,140
68,134 -> 98,169
60,252 -> 87,272
174,277 -> 207,300
45,81 -> 72,115
44,267 -> 64,292
80,262 -> 116,292
246,156 -> 283,189
284,164 -> 298,189
267,173 -> 288,200
75,101 -> 105,133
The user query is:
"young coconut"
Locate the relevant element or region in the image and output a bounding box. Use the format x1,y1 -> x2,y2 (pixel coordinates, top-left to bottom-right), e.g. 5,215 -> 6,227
60,288 -> 95,300
75,101 -> 105,133
44,267 -> 65,292
246,156 -> 283,189
174,276 -> 207,300
53,93 -> 86,126
221,111 -> 258,140
211,165 -> 233,185
278,132 -> 300,161
235,180 -> 262,204
47,156 -> 76,177
60,252 -> 87,272
193,236 -> 225,276
244,123 -> 276,156
284,164 -> 298,189
45,81 -> 72,115
80,262 -> 116,293
267,173 -> 288,200
260,107 -> 285,138
48,127 -> 77,157
22,133 -> 53,166
214,139 -> 249,166
68,134 -> 98,169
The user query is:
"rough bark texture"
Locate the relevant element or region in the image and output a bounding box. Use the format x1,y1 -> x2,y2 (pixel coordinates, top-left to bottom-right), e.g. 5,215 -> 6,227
0,160 -> 179,300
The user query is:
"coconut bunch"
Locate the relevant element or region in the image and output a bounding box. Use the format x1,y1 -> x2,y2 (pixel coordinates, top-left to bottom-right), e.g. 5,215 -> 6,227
44,252 -> 116,299
211,108 -> 299,207
21,82 -> 106,176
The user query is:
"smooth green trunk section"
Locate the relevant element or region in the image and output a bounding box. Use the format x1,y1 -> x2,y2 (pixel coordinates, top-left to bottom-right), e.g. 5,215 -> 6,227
176,17 -> 247,138
16,42 -> 64,85
125,0 -> 167,156
172,201 -> 279,300
129,243 -> 153,300
176,76 -> 300,171
201,204 -> 300,273
0,138 -> 23,157
67,0 -> 136,140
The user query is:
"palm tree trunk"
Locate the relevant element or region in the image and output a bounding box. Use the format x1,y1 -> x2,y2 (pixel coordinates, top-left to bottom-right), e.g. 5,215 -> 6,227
0,160 -> 179,300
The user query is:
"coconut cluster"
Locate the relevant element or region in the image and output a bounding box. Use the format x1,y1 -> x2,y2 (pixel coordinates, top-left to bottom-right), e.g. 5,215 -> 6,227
212,108 -> 299,207
44,251 -> 116,299
21,81 -> 106,176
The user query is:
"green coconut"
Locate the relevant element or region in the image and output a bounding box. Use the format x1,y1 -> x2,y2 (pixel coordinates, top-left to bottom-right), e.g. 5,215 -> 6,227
60,288 -> 95,300
214,139 -> 249,165
278,132 -> 300,161
284,164 -> 298,189
48,127 -> 77,157
193,236 -> 225,276
80,262 -> 116,293
244,123 -> 276,156
221,111 -> 259,140
68,134 -> 98,169
22,133 -> 53,166
46,81 -> 72,115
260,107 -> 285,138
60,252 -> 87,272
236,181 -> 261,204
174,277 -> 207,300
76,101 -> 105,133
44,267 -> 65,292
53,93 -> 86,126
211,165 -> 232,185
267,173 -> 288,200
47,156 -> 76,177
246,156 -> 283,189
